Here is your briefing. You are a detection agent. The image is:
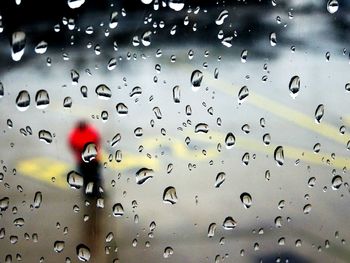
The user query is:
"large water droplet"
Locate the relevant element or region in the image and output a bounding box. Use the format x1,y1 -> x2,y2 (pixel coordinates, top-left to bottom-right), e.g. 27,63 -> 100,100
207,223 -> 217,238
315,104 -> 325,123
34,41 -> 48,54
35,90 -> 50,109
214,172 -> 225,188
109,11 -> 118,28
81,143 -> 97,163
222,216 -> 237,230
274,146 -> 284,166
332,175 -> 343,190
68,0 -> 85,9
11,31 -> 26,61
67,171 -> 84,189
221,36 -> 233,47
95,84 -> 112,100
107,58 -> 117,70
191,70 -> 203,91
16,90 -> 30,111
163,247 -> 174,258
153,107 -> 162,119
116,103 -> 128,116
54,241 -> 65,253
240,192 -> 252,209
130,86 -> 142,97
0,197 -> 9,211
33,191 -> 42,208
38,130 -> 52,144
76,244 -> 91,262
136,168 -> 154,185
105,232 -> 114,242
141,31 -> 152,46
289,76 -> 300,98
195,123 -> 209,133
225,133 -> 235,149
112,203 -> 124,217
215,10 -> 228,25
168,0 -> 184,11
163,186 -> 178,204
303,204 -> 312,214
327,0 -> 338,13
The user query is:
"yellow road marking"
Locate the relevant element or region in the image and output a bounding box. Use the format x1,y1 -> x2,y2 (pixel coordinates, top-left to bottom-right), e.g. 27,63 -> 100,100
102,151 -> 160,170
17,157 -> 67,189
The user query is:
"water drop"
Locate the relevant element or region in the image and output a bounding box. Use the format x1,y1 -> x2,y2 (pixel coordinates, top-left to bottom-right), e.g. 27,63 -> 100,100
240,192 -> 252,209
63,97 -> 72,108
35,90 -> 50,109
153,107 -> 162,119
112,203 -> 124,217
225,133 -> 235,148
109,11 -> 118,28
195,123 -> 208,133
242,152 -> 250,165
332,175 -> 343,190
163,186 -> 178,204
136,168 -> 153,185
68,0 -> 85,9
107,58 -> 117,70
95,84 -> 112,100
16,90 -> 30,111
315,104 -> 325,123
215,10 -> 228,25
76,244 -> 91,262
289,76 -> 300,98
163,247 -> 174,258
214,172 -> 225,188
54,241 -> 65,253
110,133 -> 121,147
303,204 -> 312,214
308,177 -> 316,187
191,70 -> 203,91
130,86 -> 142,97
327,0 -> 338,13
38,130 -> 52,144
67,171 -> 84,189
173,85 -> 181,103
141,31 -> 152,46
0,197 -> 9,211
34,41 -> 48,54
240,50 -> 248,63
274,146 -> 284,166
270,32 -> 277,46
238,86 -> 249,103
11,31 -> 26,61
81,143 -> 97,163
71,70 -> 79,85
33,192 -> 42,208
105,232 -> 114,242
208,223 -> 217,238
116,103 -> 128,116
263,133 -> 271,145
222,216 -> 237,230
168,0 -> 184,11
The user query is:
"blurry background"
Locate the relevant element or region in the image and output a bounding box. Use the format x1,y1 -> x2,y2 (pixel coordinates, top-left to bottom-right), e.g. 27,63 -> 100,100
1,0 -> 350,262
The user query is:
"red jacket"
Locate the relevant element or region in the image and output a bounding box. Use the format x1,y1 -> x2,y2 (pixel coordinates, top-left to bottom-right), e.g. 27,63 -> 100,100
69,123 -> 101,163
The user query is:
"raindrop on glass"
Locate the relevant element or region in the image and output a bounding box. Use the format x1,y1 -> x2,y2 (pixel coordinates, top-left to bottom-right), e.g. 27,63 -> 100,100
163,186 -> 178,204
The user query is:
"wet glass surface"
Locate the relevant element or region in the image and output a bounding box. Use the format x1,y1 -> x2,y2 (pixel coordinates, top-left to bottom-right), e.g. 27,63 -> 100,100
1,0 -> 350,262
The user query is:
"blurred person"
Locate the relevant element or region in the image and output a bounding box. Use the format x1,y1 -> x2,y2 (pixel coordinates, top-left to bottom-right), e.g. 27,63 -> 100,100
68,120 -> 103,199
